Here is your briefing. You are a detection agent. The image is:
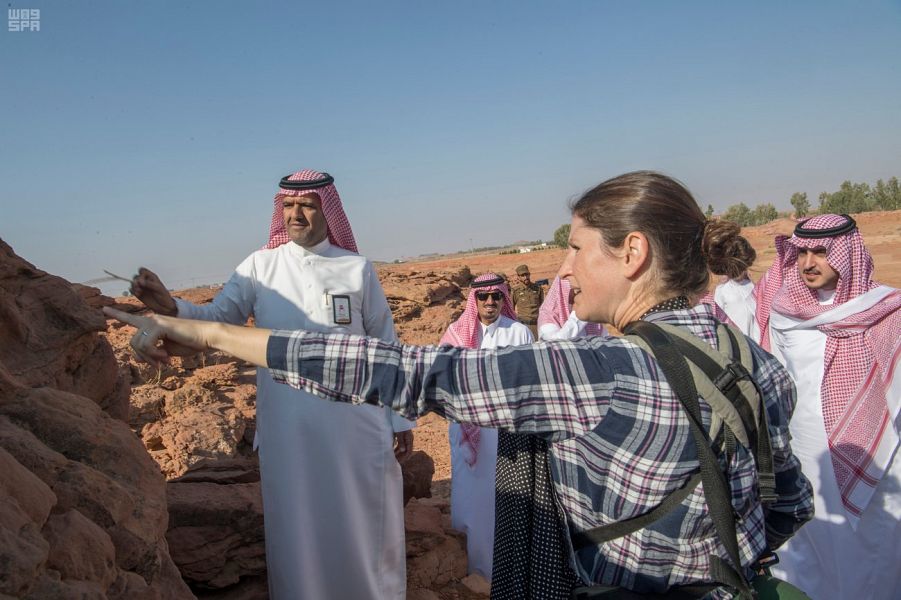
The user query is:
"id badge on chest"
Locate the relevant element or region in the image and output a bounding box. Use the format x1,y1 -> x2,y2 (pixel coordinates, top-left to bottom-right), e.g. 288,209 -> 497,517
330,294 -> 352,325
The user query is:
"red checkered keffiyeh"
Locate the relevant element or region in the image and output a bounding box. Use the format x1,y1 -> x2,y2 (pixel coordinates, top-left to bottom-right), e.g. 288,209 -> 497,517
265,169 -> 358,252
439,273 -> 518,466
755,214 -> 901,518
538,276 -> 607,336
440,273 -> 518,348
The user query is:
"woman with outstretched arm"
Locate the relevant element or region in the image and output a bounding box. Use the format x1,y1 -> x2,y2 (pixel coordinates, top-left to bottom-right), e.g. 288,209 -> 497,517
106,171 -> 813,599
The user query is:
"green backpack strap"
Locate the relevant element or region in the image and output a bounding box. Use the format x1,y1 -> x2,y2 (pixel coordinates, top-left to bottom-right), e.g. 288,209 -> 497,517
717,324 -> 777,505
569,472 -> 702,549
624,321 -> 755,599
569,321 -> 805,599
655,322 -> 776,505
652,324 -> 752,448
571,320 -> 775,550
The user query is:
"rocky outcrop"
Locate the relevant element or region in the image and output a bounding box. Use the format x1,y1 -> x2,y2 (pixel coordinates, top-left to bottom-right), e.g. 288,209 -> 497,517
0,239 -> 130,420
0,239 -> 192,599
405,496 -> 492,599
403,450 -> 436,505
103,310 -> 267,597
131,371 -> 257,480
166,477 -> 266,599
379,266 -> 472,345
381,267 -> 471,306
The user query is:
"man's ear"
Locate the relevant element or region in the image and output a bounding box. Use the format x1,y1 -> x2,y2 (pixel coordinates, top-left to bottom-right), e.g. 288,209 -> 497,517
622,231 -> 650,278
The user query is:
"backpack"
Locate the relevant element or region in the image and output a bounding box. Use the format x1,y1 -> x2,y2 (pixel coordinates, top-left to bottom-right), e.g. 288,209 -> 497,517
569,320 -> 803,600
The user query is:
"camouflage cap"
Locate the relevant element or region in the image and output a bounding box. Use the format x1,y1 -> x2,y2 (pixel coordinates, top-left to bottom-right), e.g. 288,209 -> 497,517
515,264 -> 530,276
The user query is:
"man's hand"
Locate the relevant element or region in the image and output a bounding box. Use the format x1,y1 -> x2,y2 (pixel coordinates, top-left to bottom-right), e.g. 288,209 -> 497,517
394,430 -> 413,463
131,267 -> 178,316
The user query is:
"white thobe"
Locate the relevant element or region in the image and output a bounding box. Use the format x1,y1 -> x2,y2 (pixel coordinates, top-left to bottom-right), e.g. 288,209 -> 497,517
538,310 -> 601,341
175,238 -> 412,600
768,287 -> 901,600
713,278 -> 760,343
447,315 -> 534,580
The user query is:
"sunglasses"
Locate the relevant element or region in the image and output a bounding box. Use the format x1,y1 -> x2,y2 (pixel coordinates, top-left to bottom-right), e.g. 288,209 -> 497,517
476,291 -> 503,302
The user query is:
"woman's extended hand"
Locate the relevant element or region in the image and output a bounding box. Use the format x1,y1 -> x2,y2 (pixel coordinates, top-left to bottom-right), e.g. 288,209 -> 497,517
103,307 -> 211,366
102,307 -> 272,369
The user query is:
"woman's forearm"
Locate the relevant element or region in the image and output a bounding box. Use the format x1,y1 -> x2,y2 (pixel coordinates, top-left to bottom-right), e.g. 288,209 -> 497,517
103,307 -> 273,369
266,330 -> 615,438
206,321 -> 272,367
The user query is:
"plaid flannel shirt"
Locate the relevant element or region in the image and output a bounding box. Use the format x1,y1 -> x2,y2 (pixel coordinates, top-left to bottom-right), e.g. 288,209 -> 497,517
267,304 -> 813,595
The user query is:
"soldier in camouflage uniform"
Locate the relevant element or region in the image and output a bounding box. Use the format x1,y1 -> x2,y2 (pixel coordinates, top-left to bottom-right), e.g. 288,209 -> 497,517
511,264 -> 544,338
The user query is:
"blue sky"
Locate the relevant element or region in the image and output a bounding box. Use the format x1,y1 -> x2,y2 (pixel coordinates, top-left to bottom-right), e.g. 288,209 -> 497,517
2,0 -> 900,295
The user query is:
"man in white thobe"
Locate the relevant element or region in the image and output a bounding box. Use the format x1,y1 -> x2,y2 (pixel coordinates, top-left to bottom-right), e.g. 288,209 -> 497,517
754,213 -> 900,600
537,275 -> 606,341
711,275 -> 760,342
438,272 -> 533,580
131,169 -> 412,599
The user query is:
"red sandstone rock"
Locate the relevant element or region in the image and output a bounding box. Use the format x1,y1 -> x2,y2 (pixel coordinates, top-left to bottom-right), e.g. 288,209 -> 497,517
0,386 -> 193,598
403,450 -> 436,505
461,573 -> 491,596
174,457 -> 261,485
404,497 -> 469,591
380,267 -> 471,305
407,589 -> 443,600
166,481 -> 266,592
43,509 -> 118,588
0,240 -> 129,420
0,447 -> 52,595
140,383 -> 248,478
72,283 -> 115,309
0,239 -> 192,599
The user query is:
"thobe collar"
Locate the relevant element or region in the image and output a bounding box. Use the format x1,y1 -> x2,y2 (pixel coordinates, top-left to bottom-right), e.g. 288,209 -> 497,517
817,287 -> 837,305
479,318 -> 502,340
285,237 -> 332,259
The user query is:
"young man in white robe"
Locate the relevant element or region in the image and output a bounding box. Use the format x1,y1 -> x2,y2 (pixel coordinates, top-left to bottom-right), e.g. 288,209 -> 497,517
438,273 -> 533,580
754,213 -> 900,600
537,275 -> 606,341
711,274 -> 760,342
131,170 -> 413,600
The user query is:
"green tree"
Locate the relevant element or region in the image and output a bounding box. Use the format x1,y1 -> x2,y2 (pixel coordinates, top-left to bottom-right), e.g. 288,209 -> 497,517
790,192 -> 810,218
819,180 -> 872,214
705,204 -> 715,218
553,223 -> 571,248
751,203 -> 779,226
723,203 -> 753,227
872,177 -> 901,211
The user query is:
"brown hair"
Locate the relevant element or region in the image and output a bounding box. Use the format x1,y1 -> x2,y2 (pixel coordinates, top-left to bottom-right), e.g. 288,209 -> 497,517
703,219 -> 756,280
571,171 -> 732,298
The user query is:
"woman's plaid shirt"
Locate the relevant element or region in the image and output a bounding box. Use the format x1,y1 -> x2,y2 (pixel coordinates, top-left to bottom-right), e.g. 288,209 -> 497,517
267,304 -> 814,594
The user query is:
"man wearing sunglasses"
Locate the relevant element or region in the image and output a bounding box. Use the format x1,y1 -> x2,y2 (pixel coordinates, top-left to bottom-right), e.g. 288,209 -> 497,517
438,273 -> 533,581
